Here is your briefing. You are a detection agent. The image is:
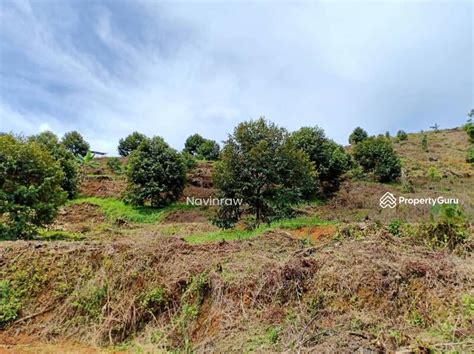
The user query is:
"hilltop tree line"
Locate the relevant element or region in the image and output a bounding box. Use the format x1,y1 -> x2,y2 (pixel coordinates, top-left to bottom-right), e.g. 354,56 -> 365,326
1,120 -> 402,239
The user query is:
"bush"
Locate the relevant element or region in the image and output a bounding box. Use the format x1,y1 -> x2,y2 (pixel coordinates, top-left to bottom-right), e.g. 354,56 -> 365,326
421,134 -> 428,152
348,127 -> 368,145
117,132 -> 147,157
125,136 -> 186,207
213,118 -> 318,228
196,139 -> 220,160
29,131 -> 79,199
416,204 -> 469,251
181,151 -> 197,170
106,157 -> 123,174
396,130 -> 408,141
0,135 -> 66,239
61,131 -> 90,157
184,134 -> 206,155
353,136 -> 401,182
465,124 -> 474,143
467,146 -> 474,164
290,126 -> 350,195
0,280 -> 21,327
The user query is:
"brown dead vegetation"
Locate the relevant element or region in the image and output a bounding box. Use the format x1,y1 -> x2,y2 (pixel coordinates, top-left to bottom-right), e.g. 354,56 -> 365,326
1,229 -> 472,352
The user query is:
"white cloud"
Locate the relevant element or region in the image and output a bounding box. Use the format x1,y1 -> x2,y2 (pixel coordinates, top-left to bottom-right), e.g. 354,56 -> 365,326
0,0 -> 471,154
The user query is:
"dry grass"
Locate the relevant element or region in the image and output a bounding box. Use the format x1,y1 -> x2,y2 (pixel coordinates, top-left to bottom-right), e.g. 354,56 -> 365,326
1,229 -> 472,352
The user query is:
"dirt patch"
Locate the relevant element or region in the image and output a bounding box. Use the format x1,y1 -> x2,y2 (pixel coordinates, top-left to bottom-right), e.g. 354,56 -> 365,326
288,225 -> 337,243
162,209 -> 210,224
53,203 -> 105,232
187,162 -> 214,188
79,177 -> 126,198
180,185 -> 215,201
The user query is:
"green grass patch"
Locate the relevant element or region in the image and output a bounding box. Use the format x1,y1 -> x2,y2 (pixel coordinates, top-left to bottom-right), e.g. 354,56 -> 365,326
69,197 -> 194,224
36,230 -> 85,241
184,216 -> 335,244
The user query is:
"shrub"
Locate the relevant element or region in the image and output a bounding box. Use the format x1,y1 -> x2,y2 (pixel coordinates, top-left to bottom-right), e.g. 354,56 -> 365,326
29,131 -> 79,199
353,136 -> 401,182
467,146 -> 474,164
184,134 -> 206,155
290,126 -> 350,195
396,130 -> 408,141
349,127 -> 368,145
213,118 -> 318,228
125,136 -> 186,207
416,204 -> 469,251
181,151 -> 197,170
388,219 -> 402,237
0,280 -> 21,327
61,131 -> 90,157
106,157 -> 123,174
196,139 -> 220,160
421,134 -> 428,152
464,122 -> 474,143
117,132 -> 147,157
0,135 -> 66,239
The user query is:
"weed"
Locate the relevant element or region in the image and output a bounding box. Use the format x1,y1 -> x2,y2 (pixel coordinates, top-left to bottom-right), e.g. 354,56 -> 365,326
266,326 -> 280,344
408,309 -> 425,327
0,280 -> 21,327
388,330 -> 403,347
461,294 -> 474,317
427,166 -> 441,181
415,204 -> 469,250
388,219 -> 402,237
71,284 -> 108,320
140,287 -> 165,311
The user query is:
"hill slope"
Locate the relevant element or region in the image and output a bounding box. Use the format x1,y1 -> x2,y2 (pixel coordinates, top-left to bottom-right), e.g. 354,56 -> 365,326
0,128 -> 472,352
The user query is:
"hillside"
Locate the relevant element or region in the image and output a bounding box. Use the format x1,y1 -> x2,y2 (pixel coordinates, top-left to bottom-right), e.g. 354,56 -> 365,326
0,128 -> 473,353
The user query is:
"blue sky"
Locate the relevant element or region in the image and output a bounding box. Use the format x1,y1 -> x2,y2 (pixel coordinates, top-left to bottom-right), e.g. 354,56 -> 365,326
0,0 -> 472,154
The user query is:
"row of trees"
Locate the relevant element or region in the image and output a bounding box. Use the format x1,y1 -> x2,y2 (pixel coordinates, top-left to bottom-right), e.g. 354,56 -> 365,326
1,119 -> 402,238
124,120 -> 401,228
117,131 -> 221,161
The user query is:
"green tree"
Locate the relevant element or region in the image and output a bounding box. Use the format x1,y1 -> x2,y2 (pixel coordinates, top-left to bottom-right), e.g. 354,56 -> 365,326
213,118 -> 318,228
353,136 -> 401,182
196,139 -> 220,160
396,130 -> 408,141
184,134 -> 206,155
117,132 -> 147,157
125,136 -> 186,207
0,135 -> 66,239
61,131 -> 90,157
29,131 -> 79,199
349,127 -> 368,145
290,126 -> 350,195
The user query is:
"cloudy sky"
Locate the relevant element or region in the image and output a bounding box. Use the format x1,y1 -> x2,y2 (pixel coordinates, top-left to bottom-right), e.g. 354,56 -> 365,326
0,0 -> 472,154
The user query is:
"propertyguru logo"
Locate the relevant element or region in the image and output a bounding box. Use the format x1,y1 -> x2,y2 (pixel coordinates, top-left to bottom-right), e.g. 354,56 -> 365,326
379,192 -> 459,209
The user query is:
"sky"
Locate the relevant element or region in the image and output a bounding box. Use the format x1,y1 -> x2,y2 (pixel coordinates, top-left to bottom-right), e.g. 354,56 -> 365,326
0,0 -> 472,155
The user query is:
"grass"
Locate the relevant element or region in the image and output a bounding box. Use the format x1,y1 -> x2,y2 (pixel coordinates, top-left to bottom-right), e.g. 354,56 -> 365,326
184,216 -> 335,244
69,197 -> 194,224
37,230 -> 85,241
